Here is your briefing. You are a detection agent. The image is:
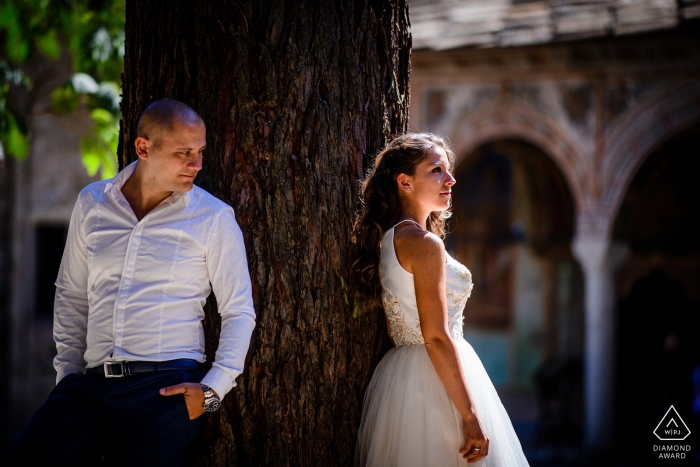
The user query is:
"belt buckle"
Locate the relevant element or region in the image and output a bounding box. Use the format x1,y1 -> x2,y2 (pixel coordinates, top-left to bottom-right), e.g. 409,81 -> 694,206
103,361 -> 125,378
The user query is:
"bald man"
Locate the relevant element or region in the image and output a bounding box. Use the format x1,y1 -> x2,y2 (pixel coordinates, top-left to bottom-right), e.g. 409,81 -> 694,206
3,99 -> 256,466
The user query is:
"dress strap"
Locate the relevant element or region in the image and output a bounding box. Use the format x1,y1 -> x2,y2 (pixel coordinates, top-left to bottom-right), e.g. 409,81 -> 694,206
392,219 -> 425,230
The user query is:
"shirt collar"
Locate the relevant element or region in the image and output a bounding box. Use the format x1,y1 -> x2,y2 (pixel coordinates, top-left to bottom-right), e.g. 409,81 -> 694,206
103,160 -> 191,206
104,160 -> 137,195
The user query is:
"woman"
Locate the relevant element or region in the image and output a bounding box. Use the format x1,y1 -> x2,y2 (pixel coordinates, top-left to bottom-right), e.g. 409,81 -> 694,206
351,134 -> 529,466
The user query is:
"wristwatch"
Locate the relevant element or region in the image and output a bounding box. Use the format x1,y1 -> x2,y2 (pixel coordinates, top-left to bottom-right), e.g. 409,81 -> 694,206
200,384 -> 221,412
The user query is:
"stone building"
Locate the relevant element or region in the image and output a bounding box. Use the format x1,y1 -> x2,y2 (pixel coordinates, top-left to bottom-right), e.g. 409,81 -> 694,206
0,50 -> 100,448
409,0 -> 700,459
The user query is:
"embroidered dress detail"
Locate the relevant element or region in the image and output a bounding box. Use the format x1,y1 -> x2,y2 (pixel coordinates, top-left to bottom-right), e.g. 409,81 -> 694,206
383,290 -> 425,347
446,262 -> 473,341
378,222 -> 473,348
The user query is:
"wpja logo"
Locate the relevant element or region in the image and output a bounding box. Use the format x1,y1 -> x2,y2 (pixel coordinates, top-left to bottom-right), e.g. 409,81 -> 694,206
653,405 -> 692,460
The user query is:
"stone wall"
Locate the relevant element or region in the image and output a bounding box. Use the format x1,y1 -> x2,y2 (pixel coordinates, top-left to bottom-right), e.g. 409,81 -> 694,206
5,106 -> 99,444
0,155 -> 14,450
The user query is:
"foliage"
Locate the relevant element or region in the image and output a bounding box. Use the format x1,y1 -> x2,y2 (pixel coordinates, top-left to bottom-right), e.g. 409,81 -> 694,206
0,0 -> 124,178
0,60 -> 29,160
81,107 -> 119,178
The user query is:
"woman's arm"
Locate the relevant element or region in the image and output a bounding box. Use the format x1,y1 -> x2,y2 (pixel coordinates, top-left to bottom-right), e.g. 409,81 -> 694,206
394,224 -> 489,463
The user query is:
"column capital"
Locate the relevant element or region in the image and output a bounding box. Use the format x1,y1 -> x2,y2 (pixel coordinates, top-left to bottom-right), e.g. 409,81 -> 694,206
574,208 -> 614,241
572,209 -> 628,273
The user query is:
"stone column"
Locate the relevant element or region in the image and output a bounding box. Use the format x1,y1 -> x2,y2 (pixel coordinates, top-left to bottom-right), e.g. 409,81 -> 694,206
572,220 -> 628,452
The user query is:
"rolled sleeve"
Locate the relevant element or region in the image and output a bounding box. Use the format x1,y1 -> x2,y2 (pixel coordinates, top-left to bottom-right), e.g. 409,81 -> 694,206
199,208 -> 256,399
53,196 -> 89,384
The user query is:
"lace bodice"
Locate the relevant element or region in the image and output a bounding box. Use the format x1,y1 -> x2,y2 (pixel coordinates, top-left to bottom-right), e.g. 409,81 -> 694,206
379,223 -> 473,348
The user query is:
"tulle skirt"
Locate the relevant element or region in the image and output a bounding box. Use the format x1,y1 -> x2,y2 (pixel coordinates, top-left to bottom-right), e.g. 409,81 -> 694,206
354,339 -> 530,467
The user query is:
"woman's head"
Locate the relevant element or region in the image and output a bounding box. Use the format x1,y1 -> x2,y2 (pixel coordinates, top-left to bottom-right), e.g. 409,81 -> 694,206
395,143 -> 456,219
351,133 -> 456,307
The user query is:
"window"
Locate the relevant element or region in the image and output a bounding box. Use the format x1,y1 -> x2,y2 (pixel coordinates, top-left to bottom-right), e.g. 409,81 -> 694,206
35,224 -> 68,318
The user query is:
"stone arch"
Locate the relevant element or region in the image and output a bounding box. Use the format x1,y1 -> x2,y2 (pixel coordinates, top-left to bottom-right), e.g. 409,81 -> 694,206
445,137 -> 581,395
603,82 -> 700,219
611,120 -> 700,454
447,103 -> 588,214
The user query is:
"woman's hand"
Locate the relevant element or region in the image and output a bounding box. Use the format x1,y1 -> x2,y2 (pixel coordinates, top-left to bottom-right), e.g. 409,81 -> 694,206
459,412 -> 489,463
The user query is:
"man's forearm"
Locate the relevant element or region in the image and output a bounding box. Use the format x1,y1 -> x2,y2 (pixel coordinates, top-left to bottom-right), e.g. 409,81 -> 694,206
53,286 -> 89,383
203,207 -> 257,399
199,310 -> 256,400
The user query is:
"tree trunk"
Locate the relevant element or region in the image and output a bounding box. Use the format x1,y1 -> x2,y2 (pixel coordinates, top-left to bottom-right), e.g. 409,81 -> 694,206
119,1 -> 410,466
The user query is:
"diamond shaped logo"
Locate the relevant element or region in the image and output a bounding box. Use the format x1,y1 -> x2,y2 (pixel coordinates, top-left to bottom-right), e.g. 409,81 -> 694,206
654,406 -> 691,441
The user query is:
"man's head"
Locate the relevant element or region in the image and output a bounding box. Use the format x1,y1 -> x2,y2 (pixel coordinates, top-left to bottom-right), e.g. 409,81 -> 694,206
134,98 -> 206,192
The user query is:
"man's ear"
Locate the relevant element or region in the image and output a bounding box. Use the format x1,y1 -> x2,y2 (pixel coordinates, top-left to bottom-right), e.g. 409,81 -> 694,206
135,136 -> 151,159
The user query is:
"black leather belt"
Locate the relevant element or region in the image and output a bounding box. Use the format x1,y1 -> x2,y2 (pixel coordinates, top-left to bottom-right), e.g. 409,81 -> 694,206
86,359 -> 201,378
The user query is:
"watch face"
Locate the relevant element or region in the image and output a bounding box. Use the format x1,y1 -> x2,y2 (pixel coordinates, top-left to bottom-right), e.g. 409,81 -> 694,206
201,383 -> 220,412
205,399 -> 221,412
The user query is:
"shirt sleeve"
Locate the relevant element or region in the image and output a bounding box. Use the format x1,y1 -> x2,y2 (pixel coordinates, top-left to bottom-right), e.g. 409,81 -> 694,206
53,195 -> 89,384
199,207 -> 256,400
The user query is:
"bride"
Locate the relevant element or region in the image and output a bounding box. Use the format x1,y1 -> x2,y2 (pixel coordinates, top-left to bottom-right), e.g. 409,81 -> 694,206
351,134 -> 530,466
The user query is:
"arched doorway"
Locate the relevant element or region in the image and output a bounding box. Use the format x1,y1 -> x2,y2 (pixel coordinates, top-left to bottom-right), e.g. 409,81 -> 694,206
447,139 -> 582,444
613,122 -> 700,463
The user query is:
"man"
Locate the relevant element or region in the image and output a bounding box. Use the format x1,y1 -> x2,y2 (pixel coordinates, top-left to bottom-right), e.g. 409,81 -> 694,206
2,98 -> 256,466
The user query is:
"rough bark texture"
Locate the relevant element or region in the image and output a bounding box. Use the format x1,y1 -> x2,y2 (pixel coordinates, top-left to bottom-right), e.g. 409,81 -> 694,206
119,1 -> 410,466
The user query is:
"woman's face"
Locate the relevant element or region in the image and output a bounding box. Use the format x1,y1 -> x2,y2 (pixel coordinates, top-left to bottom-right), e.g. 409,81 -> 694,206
402,146 -> 455,212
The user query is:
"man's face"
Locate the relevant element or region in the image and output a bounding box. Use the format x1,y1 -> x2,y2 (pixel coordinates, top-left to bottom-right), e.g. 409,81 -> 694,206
145,119 -> 206,192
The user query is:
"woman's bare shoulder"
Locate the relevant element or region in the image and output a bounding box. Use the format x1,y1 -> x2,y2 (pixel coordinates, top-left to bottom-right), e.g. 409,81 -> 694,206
393,223 -> 445,272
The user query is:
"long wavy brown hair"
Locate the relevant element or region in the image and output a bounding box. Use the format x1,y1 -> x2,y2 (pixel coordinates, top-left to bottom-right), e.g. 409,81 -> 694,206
350,133 -> 456,309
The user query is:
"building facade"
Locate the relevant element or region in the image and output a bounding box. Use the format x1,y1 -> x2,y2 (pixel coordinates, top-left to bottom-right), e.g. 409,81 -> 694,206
410,3 -> 700,456
0,50 -> 100,446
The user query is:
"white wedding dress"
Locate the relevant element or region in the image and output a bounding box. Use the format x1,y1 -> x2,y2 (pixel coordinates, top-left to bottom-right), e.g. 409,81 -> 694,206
355,221 -> 530,467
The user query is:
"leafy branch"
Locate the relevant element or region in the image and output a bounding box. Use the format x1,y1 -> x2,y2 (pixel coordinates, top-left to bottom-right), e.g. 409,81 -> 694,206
0,0 -> 124,178
0,60 -> 29,161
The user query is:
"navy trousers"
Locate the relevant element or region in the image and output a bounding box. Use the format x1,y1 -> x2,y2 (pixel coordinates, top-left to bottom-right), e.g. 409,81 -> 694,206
2,368 -> 205,467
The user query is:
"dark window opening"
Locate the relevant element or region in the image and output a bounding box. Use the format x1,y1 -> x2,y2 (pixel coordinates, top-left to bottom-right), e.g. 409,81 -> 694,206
35,224 -> 68,318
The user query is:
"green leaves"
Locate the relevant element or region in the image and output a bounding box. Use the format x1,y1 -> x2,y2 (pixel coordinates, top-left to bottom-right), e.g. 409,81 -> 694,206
0,0 -> 125,74
50,81 -> 81,114
0,60 -> 29,159
50,73 -> 120,178
0,2 -> 29,62
1,112 -> 28,159
35,28 -> 60,60
80,107 -> 118,179
0,0 -> 125,176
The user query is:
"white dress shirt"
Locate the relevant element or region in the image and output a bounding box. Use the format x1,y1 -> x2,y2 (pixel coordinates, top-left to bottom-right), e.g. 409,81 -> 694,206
53,160 -> 256,399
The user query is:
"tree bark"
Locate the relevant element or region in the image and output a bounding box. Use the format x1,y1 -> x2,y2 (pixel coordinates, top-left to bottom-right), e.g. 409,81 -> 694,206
119,1 -> 409,466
